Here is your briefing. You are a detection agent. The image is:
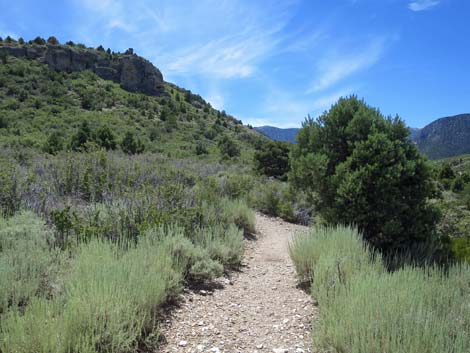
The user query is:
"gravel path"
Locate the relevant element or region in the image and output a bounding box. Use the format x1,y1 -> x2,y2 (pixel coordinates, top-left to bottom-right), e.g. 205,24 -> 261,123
159,213 -> 318,353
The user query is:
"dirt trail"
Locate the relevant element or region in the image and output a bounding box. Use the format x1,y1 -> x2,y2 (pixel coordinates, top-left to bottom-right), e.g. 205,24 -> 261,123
159,213 -> 317,353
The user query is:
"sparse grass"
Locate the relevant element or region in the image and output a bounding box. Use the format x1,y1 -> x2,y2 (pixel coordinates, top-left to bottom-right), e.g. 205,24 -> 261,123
290,226 -> 470,353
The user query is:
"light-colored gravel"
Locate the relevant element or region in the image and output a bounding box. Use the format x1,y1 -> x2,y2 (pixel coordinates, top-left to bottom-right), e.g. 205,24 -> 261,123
158,213 -> 318,353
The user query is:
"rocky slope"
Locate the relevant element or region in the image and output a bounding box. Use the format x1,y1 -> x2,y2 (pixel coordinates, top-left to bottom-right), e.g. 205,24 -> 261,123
0,43 -> 164,96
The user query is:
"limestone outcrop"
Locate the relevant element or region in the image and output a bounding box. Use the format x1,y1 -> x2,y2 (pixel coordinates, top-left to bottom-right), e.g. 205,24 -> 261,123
0,44 -> 165,96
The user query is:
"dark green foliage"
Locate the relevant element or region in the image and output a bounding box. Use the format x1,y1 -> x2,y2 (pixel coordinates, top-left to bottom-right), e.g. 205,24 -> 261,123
47,36 -> 59,45
218,135 -> 240,159
463,184 -> 470,210
32,36 -> 46,45
0,51 -> 7,65
0,116 -> 8,129
254,141 -> 290,180
44,131 -> 63,154
452,175 -> 466,192
96,125 -> 117,150
121,131 -> 145,154
195,142 -> 208,155
0,159 -> 20,217
439,162 -> 455,180
290,96 -> 440,253
70,121 -> 92,151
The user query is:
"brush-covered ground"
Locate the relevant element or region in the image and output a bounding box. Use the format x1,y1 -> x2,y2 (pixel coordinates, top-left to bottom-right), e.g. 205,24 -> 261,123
2,37 -> 470,353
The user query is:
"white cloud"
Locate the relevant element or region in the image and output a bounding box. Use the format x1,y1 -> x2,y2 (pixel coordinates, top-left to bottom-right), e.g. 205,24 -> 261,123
307,38 -> 385,93
206,89 -> 225,110
408,0 -> 440,11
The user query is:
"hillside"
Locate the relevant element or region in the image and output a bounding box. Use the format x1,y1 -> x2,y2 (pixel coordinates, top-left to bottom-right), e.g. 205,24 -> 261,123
413,114 -> 470,159
254,126 -> 299,143
0,39 -> 266,160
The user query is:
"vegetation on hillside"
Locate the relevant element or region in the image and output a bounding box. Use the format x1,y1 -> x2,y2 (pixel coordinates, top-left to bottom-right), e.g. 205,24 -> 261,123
433,156 -> 470,261
0,51 -> 264,161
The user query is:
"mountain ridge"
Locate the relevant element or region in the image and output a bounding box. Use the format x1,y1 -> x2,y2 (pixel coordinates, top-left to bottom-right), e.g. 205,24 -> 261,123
254,125 -> 298,143
256,114 -> 470,160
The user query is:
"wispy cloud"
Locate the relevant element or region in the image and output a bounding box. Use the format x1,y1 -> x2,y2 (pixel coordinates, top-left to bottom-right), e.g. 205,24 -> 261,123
74,0 -> 299,80
408,0 -> 440,11
307,38 -> 386,93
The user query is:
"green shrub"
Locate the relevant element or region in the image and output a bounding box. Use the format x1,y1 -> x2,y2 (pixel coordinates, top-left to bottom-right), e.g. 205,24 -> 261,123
0,158 -> 20,216
289,225 -> 382,288
290,225 -> 470,353
1,234 -> 181,353
249,180 -> 307,223
155,227 -> 223,282
44,131 -> 63,154
195,224 -> 244,268
315,265 -> 470,353
290,96 -> 440,254
218,135 -> 240,159
0,212 -> 58,314
254,141 -> 290,180
220,198 -> 256,234
450,237 -> 470,262
121,131 -> 145,154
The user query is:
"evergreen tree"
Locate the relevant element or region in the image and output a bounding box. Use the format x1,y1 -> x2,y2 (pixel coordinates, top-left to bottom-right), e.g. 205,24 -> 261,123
290,96 -> 440,253
121,131 -> 145,154
70,121 -> 92,151
47,36 -> 59,45
44,131 -> 63,154
218,135 -> 240,159
33,36 -> 46,45
254,141 -> 290,180
96,125 -> 117,150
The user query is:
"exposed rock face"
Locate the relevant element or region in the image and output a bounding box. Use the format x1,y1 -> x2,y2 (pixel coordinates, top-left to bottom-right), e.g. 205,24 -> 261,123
0,44 -> 165,96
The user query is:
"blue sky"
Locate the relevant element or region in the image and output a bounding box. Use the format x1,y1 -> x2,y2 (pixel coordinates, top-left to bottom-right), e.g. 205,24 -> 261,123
0,0 -> 469,128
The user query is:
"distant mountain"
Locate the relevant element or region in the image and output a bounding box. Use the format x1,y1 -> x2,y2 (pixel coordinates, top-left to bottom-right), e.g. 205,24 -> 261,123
409,128 -> 421,141
413,114 -> 470,159
254,126 -> 299,143
256,115 -> 470,160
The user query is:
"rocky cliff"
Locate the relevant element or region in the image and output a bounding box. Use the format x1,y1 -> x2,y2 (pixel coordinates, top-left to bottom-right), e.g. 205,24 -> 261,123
0,44 -> 165,96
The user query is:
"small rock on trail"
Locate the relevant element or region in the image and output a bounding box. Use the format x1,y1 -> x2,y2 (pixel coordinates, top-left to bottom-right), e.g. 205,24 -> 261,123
159,213 -> 318,353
